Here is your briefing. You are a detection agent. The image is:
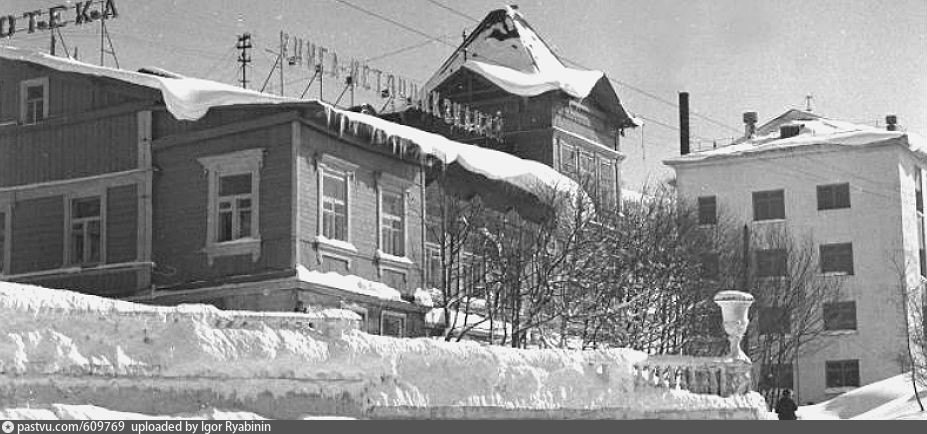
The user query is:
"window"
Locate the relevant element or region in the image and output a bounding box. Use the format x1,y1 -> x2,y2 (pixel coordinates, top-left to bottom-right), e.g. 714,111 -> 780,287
817,183 -> 850,210
0,209 -> 7,274
217,174 -> 253,242
760,363 -> 794,390
20,77 -> 49,125
598,159 -> 617,210
322,171 -> 349,241
698,196 -> 717,225
578,151 -> 596,188
826,360 -> 860,388
381,311 -> 406,337
559,142 -> 577,177
700,252 -> 719,279
820,243 -> 854,275
68,196 -> 103,266
425,244 -> 443,289
382,268 -> 407,292
823,301 -> 857,331
753,189 -> 785,221
756,249 -> 788,278
198,149 -> 263,264
380,190 -> 405,257
758,306 -> 790,335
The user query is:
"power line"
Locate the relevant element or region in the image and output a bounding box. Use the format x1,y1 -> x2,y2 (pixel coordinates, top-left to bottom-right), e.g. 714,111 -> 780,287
419,0 -> 744,135
331,0 -> 456,48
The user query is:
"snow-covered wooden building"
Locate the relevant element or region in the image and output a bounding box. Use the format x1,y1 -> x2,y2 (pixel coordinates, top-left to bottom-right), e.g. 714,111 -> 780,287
0,46 -> 578,338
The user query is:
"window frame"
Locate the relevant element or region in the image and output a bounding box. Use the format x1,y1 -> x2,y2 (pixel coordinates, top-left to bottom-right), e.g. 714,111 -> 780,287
825,359 -> 860,389
823,301 -> 857,331
65,193 -> 106,267
820,242 -> 854,275
316,155 -> 357,248
597,158 -> 617,210
378,188 -> 407,258
817,183 -> 851,211
20,77 -> 49,125
198,149 -> 264,265
698,196 -> 717,225
558,141 -> 578,177
752,189 -> 785,221
380,310 -> 407,337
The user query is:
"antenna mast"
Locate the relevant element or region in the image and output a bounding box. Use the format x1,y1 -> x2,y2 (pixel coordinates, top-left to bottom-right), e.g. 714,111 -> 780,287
236,33 -> 253,89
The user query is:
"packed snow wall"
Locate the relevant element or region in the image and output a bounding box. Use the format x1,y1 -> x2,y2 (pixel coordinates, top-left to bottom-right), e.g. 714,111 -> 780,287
0,282 -> 770,419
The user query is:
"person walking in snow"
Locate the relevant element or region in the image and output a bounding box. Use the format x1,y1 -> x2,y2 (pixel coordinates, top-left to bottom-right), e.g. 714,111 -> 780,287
775,389 -> 798,420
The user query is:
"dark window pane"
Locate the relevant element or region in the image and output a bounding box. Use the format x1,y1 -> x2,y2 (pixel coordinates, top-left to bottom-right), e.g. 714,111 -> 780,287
219,174 -> 252,196
218,210 -> 233,242
72,197 -> 101,219
698,196 -> 717,225
820,243 -> 854,275
817,183 -> 851,210
823,301 -> 857,330
826,360 -> 860,388
756,249 -> 788,277
753,190 -> 785,221
27,85 -> 44,99
381,313 -> 405,337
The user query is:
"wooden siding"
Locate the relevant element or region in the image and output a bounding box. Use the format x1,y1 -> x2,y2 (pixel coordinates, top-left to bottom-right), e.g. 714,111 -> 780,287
10,195 -> 64,273
27,269 -> 140,298
106,183 -> 138,264
0,59 -> 156,125
0,113 -> 138,187
297,124 -> 425,296
151,122 -> 294,288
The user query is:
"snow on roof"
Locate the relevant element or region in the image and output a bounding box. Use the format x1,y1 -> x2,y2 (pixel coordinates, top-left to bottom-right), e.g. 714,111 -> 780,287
423,7 -> 638,128
0,45 -> 582,212
665,109 -> 927,165
327,103 -> 585,203
0,45 -> 295,121
296,266 -> 405,303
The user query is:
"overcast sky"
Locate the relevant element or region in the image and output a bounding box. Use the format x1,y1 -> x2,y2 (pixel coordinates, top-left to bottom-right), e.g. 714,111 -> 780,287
4,0 -> 926,189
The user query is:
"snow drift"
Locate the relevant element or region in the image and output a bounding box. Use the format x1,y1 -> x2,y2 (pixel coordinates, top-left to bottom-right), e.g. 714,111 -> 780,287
798,373 -> 926,420
0,281 -> 769,419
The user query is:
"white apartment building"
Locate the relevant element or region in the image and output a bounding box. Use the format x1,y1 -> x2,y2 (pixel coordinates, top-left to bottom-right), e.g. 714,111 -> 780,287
665,109 -> 926,404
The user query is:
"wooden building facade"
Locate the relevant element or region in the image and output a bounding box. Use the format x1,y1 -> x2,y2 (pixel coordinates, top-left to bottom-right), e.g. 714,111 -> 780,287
0,51 -> 431,337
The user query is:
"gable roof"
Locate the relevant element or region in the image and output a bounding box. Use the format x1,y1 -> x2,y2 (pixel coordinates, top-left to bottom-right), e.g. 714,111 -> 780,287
665,109 -> 926,165
423,7 -> 638,129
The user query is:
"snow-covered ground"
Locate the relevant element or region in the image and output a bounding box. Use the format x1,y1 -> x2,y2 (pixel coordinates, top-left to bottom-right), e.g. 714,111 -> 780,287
0,281 -> 769,419
797,373 -> 927,420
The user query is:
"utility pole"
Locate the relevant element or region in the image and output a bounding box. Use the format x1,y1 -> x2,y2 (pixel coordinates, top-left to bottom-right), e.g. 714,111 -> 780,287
236,33 -> 253,89
279,31 -> 286,96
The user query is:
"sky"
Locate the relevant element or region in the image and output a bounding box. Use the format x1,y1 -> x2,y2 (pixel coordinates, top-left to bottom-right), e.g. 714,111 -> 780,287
3,0 -> 926,190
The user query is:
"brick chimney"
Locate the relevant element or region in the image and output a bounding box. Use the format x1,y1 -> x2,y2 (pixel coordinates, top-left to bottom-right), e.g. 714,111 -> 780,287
743,111 -> 758,139
886,115 -> 899,131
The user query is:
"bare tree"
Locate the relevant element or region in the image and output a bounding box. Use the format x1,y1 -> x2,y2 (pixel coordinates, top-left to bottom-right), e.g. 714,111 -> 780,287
889,254 -> 926,412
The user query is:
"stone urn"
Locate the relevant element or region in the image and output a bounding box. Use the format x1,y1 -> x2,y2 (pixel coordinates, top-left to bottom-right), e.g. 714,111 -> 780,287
714,290 -> 754,363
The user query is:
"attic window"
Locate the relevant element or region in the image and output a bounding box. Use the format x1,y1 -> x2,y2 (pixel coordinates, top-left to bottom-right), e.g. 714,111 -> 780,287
779,124 -> 802,139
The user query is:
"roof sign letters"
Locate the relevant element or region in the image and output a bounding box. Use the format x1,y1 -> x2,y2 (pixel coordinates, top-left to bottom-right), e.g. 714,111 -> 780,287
0,0 -> 118,38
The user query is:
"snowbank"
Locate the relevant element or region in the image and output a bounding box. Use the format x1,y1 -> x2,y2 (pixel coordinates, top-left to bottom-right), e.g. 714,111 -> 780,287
297,265 -> 404,303
0,281 -> 769,419
798,373 -> 927,420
